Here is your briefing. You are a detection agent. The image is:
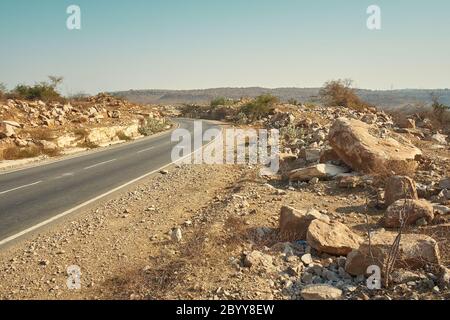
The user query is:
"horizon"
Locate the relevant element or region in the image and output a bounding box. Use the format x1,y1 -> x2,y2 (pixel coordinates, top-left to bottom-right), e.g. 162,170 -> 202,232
1,0 -> 449,94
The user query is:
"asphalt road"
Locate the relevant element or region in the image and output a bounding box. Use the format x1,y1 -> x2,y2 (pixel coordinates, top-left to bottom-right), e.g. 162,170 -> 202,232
0,118 -> 220,245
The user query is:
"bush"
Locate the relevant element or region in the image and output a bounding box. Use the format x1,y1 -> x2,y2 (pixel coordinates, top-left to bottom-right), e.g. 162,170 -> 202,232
11,76 -> 64,101
22,128 -> 56,141
117,130 -> 132,141
138,118 -> 167,136
240,94 -> 278,121
319,79 -> 371,111
210,97 -> 233,108
1,145 -> 61,160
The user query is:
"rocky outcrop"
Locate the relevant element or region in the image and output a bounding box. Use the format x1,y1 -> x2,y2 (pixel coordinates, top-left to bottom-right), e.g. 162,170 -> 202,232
328,118 -> 422,174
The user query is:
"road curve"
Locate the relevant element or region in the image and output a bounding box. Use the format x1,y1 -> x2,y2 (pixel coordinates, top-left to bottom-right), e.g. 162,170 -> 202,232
0,118 -> 221,245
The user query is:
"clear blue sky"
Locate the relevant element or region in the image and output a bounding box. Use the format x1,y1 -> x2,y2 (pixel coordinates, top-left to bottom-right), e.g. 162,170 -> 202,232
0,0 -> 449,95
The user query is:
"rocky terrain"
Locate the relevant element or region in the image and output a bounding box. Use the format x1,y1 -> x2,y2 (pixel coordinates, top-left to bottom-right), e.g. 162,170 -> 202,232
0,97 -> 448,300
0,94 -> 170,165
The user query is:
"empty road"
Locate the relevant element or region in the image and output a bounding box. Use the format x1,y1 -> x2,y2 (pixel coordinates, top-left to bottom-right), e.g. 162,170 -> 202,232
0,118 -> 220,246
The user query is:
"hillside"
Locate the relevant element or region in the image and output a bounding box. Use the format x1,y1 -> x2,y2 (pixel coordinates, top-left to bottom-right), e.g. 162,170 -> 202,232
112,88 -> 450,109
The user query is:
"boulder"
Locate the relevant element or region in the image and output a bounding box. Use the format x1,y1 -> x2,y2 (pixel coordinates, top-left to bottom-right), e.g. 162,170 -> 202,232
301,284 -> 342,300
384,176 -> 418,206
431,133 -> 448,145
289,164 -> 349,182
279,206 -> 329,241
0,122 -> 16,138
306,220 -> 363,256
384,199 -> 434,228
328,118 -> 422,174
345,230 -> 441,276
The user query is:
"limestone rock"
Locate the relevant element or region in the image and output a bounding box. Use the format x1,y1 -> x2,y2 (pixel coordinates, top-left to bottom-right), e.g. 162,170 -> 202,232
345,230 -> 441,276
301,284 -> 342,300
279,206 -> 329,241
384,176 -> 418,206
288,164 -> 349,182
384,199 -> 434,228
328,118 -> 422,174
306,220 -> 363,256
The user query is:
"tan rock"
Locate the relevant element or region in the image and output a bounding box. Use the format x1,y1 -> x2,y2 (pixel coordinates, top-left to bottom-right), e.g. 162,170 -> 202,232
306,220 -> 363,256
384,199 -> 434,228
384,176 -> 418,206
301,284 -> 342,300
289,164 -> 349,181
279,206 -> 329,241
328,118 -> 422,174
345,230 -> 441,276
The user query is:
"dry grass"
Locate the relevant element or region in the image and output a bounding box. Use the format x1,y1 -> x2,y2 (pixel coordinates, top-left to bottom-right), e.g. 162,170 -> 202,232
77,140 -> 100,149
1,145 -> 61,160
21,128 -> 56,141
116,130 -> 132,141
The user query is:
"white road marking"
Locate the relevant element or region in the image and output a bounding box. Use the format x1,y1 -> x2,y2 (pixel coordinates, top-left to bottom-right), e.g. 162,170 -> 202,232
0,131 -> 221,247
137,147 -> 154,153
83,159 -> 117,170
0,181 -> 43,195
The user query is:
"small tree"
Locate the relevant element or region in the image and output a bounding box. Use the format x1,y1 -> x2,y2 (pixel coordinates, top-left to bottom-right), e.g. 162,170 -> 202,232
319,79 -> 371,110
0,82 -> 6,99
210,97 -> 230,108
48,75 -> 64,89
240,94 -> 278,121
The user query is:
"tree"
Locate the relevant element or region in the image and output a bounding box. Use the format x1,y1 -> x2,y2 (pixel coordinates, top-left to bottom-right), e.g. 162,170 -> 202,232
319,79 -> 371,110
48,75 -> 64,89
240,94 -> 278,121
0,82 -> 6,99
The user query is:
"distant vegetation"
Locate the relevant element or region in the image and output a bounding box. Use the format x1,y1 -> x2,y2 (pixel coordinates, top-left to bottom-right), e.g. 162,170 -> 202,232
210,97 -> 234,108
112,87 -> 450,109
138,118 -> 167,136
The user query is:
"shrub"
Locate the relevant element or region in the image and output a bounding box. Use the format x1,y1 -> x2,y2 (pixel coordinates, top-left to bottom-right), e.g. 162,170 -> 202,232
319,79 -> 372,111
210,97 -> 233,108
117,130 -> 132,141
138,118 -> 167,136
11,76 -> 64,101
77,140 -> 100,149
1,145 -> 60,160
73,128 -> 89,140
280,124 -> 304,142
240,94 -> 278,121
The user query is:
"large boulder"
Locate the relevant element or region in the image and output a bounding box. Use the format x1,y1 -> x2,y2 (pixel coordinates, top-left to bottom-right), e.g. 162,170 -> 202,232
288,164 -> 349,181
384,176 -> 418,206
328,118 -> 422,174
384,199 -> 434,228
306,220 -> 363,256
279,206 -> 329,241
345,230 -> 441,276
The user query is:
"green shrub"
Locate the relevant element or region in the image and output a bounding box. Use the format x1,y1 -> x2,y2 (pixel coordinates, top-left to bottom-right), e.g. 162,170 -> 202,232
11,76 -> 64,101
240,94 -> 278,121
210,97 -> 233,108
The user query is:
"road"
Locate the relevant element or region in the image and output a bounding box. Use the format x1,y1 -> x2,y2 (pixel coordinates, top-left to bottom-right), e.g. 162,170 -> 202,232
0,118 -> 220,245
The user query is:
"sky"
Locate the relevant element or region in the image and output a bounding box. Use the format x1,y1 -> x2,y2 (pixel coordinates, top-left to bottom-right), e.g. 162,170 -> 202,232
0,0 -> 449,95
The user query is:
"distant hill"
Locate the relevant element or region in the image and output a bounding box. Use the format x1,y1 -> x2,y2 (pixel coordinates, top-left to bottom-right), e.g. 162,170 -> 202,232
111,87 -> 450,109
